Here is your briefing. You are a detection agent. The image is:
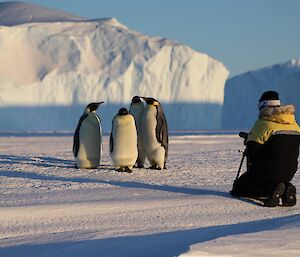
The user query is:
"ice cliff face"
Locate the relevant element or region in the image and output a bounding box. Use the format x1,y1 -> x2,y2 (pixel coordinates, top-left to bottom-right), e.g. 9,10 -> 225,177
222,59 -> 300,130
0,2 -> 228,131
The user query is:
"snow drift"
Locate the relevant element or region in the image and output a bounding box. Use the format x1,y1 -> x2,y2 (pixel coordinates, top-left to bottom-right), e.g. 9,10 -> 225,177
222,59 -> 300,130
0,2 -> 229,131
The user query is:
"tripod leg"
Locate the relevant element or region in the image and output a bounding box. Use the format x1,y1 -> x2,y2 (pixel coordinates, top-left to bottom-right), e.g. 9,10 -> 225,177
235,153 -> 245,181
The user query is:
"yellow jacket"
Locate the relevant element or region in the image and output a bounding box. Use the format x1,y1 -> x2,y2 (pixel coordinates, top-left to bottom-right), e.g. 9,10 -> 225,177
247,105 -> 300,144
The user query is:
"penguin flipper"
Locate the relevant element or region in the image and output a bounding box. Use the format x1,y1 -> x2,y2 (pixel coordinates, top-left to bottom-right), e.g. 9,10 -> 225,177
109,118 -> 114,153
109,133 -> 113,153
73,114 -> 88,157
155,106 -> 169,157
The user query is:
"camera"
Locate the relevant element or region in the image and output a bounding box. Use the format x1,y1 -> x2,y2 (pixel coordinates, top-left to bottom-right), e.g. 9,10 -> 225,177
239,131 -> 248,140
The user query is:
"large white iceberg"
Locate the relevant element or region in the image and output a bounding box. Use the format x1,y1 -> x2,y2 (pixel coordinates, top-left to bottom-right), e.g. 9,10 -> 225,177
0,2 -> 229,131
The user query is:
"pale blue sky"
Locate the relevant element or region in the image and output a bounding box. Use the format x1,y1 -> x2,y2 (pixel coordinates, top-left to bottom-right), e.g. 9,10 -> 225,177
2,0 -> 300,77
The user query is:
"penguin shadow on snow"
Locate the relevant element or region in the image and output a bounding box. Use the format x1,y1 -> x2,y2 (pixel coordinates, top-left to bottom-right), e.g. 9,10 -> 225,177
0,154 -> 74,168
0,167 -> 259,205
0,154 -> 263,206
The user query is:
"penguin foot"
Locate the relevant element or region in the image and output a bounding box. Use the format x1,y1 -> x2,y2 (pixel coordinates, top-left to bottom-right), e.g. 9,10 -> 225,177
149,165 -> 162,170
135,163 -> 144,168
117,167 -> 126,172
124,167 -> 133,173
116,167 -> 132,173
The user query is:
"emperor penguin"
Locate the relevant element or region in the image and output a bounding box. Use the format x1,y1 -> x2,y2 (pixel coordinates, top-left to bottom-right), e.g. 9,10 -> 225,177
110,108 -> 138,173
129,96 -> 146,168
73,102 -> 104,169
141,97 -> 168,170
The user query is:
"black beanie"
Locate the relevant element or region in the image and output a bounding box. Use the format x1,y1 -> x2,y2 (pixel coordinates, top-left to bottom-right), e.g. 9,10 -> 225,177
258,91 -> 281,109
259,91 -> 279,102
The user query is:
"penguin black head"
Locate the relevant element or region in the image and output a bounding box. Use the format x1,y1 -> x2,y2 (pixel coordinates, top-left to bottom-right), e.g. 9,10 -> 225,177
85,102 -> 104,113
118,108 -> 129,115
131,96 -> 142,103
142,97 -> 159,106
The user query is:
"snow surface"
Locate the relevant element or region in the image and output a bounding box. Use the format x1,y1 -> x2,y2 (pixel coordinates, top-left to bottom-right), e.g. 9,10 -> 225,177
0,132 -> 299,257
222,59 -> 300,130
0,2 -> 228,131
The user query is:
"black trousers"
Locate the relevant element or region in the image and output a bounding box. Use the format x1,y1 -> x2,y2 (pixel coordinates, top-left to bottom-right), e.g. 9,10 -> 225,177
230,171 -> 279,198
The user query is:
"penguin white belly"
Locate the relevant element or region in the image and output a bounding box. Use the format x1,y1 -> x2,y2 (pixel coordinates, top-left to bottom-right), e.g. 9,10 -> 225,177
75,117 -> 101,168
141,110 -> 165,168
111,117 -> 138,169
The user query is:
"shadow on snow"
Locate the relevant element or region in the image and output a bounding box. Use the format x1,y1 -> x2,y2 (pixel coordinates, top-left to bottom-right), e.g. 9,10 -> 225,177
0,168 -> 229,198
0,154 -> 259,205
0,153 -> 264,210
0,214 -> 299,257
0,154 -> 74,168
